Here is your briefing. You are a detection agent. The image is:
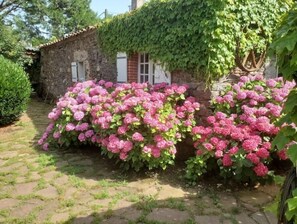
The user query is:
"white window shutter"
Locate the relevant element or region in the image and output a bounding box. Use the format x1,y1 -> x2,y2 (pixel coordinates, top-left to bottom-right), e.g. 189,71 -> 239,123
77,62 -> 85,82
153,63 -> 171,84
71,62 -> 78,82
116,52 -> 127,83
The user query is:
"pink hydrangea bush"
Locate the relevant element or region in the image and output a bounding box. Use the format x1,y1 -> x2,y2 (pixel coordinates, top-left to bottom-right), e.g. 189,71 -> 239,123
186,74 -> 295,183
38,80 -> 200,171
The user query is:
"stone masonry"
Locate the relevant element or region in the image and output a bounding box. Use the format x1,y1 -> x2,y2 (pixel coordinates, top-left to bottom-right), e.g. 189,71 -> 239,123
39,27 -> 117,99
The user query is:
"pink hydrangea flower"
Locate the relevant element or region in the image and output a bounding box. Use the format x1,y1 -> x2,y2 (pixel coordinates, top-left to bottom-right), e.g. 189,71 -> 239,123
237,91 -> 247,100
222,154 -> 233,167
152,147 -> 161,158
253,163 -> 268,176
216,140 -> 227,151
123,141 -> 133,152
74,111 -> 85,121
38,139 -> 44,145
53,132 -> 61,139
66,123 -> 76,131
143,145 -> 152,153
266,79 -> 277,88
132,132 -> 144,142
78,133 -> 86,142
256,148 -> 269,159
229,146 -> 239,155
117,126 -> 128,135
176,86 -> 187,94
42,143 -> 49,151
202,143 -> 213,151
207,116 -> 216,124
85,130 -> 94,138
242,139 -> 258,152
246,153 -> 260,164
119,153 -> 128,160
278,149 -> 288,160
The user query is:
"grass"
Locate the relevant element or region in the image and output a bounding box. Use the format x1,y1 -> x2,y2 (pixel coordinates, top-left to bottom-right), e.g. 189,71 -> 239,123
5,212 -> 37,224
135,195 -> 158,213
3,157 -> 21,166
131,217 -> 169,224
93,190 -> 110,200
37,154 -> 57,168
90,204 -> 104,211
56,186 -> 65,196
61,199 -> 75,208
102,208 -> 113,219
16,194 -> 43,201
69,175 -> 86,188
108,191 -> 131,208
36,178 -> 47,190
127,194 -> 141,203
97,179 -> 127,188
0,173 -> 17,185
0,193 -> 12,200
230,207 -> 240,215
162,198 -> 186,211
60,165 -> 86,175
0,209 -> 9,218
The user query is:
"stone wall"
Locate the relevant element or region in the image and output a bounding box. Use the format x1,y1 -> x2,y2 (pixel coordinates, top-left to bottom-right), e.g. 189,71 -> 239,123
172,71 -> 241,120
172,71 -> 213,120
39,29 -> 117,99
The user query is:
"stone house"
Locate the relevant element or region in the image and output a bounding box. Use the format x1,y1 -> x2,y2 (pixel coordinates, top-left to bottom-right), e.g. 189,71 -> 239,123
120,0 -> 212,117
121,0 -> 278,118
39,26 -> 117,99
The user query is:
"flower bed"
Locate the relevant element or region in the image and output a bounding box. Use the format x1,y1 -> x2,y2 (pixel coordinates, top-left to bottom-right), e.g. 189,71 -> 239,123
39,81 -> 200,170
186,74 -> 295,183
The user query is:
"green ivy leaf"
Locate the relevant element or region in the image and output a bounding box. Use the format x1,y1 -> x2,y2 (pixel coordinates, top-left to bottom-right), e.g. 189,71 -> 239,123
272,132 -> 290,150
287,144 -> 297,162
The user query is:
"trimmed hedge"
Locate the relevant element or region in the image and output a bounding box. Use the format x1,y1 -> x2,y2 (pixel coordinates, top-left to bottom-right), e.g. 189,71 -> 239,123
0,56 -> 31,125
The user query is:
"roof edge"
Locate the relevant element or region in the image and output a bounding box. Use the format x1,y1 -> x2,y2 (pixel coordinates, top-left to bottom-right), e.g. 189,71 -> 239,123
39,25 -> 98,49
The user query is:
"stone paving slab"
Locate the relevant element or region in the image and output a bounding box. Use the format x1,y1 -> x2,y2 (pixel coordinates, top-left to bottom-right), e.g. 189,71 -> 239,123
72,215 -> 95,224
147,208 -> 190,223
0,198 -> 19,209
14,182 -> 38,196
265,211 -> 278,224
50,212 -> 70,223
251,212 -> 270,224
235,214 -> 257,224
35,185 -> 59,199
195,215 -> 222,224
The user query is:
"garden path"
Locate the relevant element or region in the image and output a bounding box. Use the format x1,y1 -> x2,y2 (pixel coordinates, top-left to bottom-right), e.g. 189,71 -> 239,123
0,98 -> 280,224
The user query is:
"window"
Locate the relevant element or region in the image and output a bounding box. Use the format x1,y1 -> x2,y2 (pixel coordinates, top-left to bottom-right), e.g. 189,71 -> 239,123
138,53 -> 171,84
71,61 -> 86,82
139,53 -> 151,83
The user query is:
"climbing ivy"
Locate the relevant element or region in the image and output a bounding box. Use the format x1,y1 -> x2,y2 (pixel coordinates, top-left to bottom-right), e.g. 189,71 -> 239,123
98,0 -> 291,82
272,2 -> 297,165
271,3 -> 297,223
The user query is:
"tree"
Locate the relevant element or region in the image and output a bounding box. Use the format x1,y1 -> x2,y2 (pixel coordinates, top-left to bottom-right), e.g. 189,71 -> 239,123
0,24 -> 31,65
46,0 -> 99,38
0,0 -> 100,64
0,0 -> 100,45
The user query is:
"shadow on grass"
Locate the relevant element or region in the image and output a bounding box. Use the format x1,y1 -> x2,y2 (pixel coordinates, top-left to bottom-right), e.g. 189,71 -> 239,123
61,195 -> 225,224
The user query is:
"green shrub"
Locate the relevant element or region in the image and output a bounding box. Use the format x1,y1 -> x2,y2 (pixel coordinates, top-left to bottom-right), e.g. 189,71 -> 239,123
0,55 -> 31,125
